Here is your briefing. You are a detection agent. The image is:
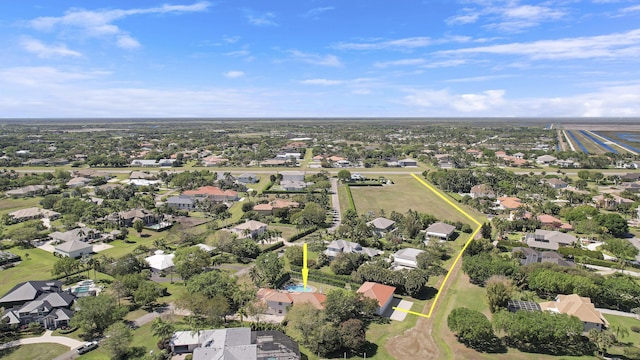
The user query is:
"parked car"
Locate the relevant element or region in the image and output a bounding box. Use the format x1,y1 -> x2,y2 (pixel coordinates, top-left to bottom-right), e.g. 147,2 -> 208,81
76,341 -> 98,354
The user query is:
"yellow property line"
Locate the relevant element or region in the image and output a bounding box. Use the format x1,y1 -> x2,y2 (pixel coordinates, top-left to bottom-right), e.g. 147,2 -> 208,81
392,174 -> 482,319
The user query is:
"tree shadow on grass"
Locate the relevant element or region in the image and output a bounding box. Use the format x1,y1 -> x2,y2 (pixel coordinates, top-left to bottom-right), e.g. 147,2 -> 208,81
412,286 -> 438,301
0,347 -> 17,358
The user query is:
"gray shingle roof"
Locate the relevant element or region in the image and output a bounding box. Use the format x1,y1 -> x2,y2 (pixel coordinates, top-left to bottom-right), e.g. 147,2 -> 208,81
55,240 -> 93,253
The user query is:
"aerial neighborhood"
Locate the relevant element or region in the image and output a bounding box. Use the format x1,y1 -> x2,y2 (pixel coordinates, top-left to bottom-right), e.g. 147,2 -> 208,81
0,119 -> 639,360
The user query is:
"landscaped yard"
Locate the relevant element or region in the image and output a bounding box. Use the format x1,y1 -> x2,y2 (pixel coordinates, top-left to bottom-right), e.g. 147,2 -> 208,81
0,247 -> 57,295
0,344 -> 68,360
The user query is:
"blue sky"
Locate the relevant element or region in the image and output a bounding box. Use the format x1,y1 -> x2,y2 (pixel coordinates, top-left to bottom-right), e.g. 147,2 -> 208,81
1,0 -> 639,117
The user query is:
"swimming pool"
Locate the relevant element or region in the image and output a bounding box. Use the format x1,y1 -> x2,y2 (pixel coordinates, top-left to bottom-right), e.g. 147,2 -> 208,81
282,284 -> 315,293
74,286 -> 90,294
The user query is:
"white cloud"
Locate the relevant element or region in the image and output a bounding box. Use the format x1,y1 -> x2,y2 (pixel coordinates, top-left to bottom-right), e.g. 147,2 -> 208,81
302,6 -> 335,18
374,59 -> 426,68
404,88 -> 505,112
333,37 -> 432,51
20,37 -> 82,58
438,28 -> 640,60
444,75 -> 512,82
286,50 -> 343,67
247,12 -> 277,26
300,79 -> 344,85
447,1 -> 565,32
620,4 -> 640,13
0,66 -> 107,87
223,71 -> 245,78
28,2 -> 211,48
423,59 -> 469,68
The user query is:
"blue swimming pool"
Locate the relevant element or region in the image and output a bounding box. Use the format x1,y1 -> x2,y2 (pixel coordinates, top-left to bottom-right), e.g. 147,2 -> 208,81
282,284 -> 315,293
74,286 -> 90,294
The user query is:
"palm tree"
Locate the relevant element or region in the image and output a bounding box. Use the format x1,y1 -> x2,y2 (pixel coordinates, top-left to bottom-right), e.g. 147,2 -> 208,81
151,318 -> 175,344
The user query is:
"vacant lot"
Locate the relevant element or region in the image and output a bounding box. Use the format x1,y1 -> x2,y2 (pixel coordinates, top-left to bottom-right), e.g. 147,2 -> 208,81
0,344 -> 68,360
350,175 -> 484,225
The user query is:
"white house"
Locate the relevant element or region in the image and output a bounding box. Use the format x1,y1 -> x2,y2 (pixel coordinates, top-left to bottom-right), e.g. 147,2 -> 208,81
398,158 -> 418,167
54,240 -> 93,259
145,250 -> 175,272
231,220 -> 268,239
425,222 -> 456,241
392,248 -> 425,269
280,171 -> 305,182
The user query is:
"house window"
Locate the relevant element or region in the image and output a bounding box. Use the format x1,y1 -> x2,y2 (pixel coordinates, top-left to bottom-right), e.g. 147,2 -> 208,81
278,310 -> 282,314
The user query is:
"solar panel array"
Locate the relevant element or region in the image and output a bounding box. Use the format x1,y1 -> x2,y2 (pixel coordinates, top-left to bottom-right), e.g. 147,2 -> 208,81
507,300 -> 541,312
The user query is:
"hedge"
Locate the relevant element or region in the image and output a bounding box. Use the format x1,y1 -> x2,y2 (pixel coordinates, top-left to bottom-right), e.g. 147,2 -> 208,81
344,184 -> 356,211
261,241 -> 285,253
289,265 -> 354,283
287,270 -> 359,288
287,227 -> 318,242
558,247 -> 604,260
577,257 -> 619,268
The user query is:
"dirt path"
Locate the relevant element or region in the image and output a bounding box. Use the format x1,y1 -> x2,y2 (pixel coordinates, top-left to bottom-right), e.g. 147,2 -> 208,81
386,260 -> 466,360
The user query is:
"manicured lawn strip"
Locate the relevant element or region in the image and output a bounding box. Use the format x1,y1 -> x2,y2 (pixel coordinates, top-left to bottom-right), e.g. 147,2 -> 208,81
337,183 -> 350,216
0,344 -> 68,360
0,196 -> 42,213
604,314 -> 640,346
268,224 -> 297,240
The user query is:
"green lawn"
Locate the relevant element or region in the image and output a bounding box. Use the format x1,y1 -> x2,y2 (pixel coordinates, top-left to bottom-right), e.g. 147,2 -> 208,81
99,230 -> 167,258
0,247 -> 57,295
604,314 -> 640,353
350,175 -> 485,225
0,196 -> 42,214
0,344 -> 68,360
337,183 -> 351,215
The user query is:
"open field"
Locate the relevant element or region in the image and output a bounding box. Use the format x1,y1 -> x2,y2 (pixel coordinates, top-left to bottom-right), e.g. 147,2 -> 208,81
0,247 -> 57,295
0,344 -> 68,360
349,175 -> 486,225
0,196 -> 42,214
597,131 -> 640,154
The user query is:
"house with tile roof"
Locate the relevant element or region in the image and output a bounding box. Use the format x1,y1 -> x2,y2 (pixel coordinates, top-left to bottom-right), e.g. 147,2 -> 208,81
8,207 -> 60,223
54,240 -> 93,259
539,294 -> 608,332
231,220 -> 268,239
392,248 -> 425,269
357,282 -> 396,316
470,184 -> 495,199
182,186 -> 238,203
425,222 -> 456,241
323,240 -> 382,260
257,288 -> 327,316
525,230 -> 577,251
497,196 -> 523,210
367,217 -> 396,236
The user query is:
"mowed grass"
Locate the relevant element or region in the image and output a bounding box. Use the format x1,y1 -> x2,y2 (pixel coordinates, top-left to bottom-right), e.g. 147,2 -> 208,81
350,175 -> 485,225
0,247 -> 57,295
0,344 -> 68,360
605,314 -> 640,357
0,196 -> 42,214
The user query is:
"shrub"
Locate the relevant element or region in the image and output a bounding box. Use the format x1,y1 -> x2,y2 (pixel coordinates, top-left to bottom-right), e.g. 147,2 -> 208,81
631,325 -> 640,333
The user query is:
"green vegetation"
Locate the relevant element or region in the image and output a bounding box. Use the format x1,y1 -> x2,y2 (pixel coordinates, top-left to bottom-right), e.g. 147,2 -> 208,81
0,344 -> 68,360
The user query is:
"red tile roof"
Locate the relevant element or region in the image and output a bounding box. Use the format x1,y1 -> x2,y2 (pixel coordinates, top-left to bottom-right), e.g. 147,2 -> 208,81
357,282 -> 396,307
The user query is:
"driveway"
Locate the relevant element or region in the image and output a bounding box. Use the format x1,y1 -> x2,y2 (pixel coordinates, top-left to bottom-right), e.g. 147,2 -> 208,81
629,237 -> 640,262
0,330 -> 84,351
328,178 -> 341,232
384,297 -> 414,322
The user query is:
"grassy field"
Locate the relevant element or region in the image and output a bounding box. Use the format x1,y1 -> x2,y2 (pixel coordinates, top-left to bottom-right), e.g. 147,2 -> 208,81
0,196 -> 42,214
0,344 -> 68,360
0,247 -> 57,295
569,130 -> 608,155
350,175 -> 485,225
605,314 -> 640,357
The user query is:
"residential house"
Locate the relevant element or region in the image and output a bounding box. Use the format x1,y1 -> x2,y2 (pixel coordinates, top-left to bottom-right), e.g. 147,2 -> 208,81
130,159 -> 159,167
253,203 -> 274,215
8,207 -> 60,223
398,158 -> 418,167
621,181 -> 640,193
367,217 -> 396,236
425,222 -> 456,241
129,171 -> 156,180
170,328 -> 300,360
237,173 -> 259,184
392,248 -> 425,269
6,185 -> 48,197
592,194 -> 635,210
536,155 -> 557,165
166,195 -> 196,211
157,158 -> 175,167
275,152 -> 302,160
546,178 -> 568,189
538,214 -> 573,230
107,208 -> 158,227
281,171 -> 305,182
323,239 -> 381,259
540,251 -> 575,267
357,282 -> 396,316
513,152 -> 525,159
182,186 -> 239,203
556,159 -> 580,168
202,155 -> 228,167
231,220 -> 268,239
539,294 -> 608,332
280,180 -> 311,191
525,230 -> 577,251
470,184 -> 495,199
497,196 -> 523,210
0,280 -> 75,329
145,250 -> 175,272
66,177 -> 91,188
257,288 -> 326,316
260,159 -> 287,167
54,240 -> 93,259
49,227 -> 101,244
512,247 -> 574,267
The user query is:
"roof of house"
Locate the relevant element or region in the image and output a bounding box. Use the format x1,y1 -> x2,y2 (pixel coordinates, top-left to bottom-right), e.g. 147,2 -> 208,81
498,197 -> 523,209
324,239 -> 381,258
357,282 -> 396,307
234,220 -> 268,232
66,177 -> 91,186
257,288 -> 327,310
50,227 -> 96,243
145,251 -> 175,271
546,178 -> 567,186
539,294 -> 607,326
167,195 -> 195,205
0,280 -> 63,305
119,208 -> 154,220
367,217 -> 395,230
183,186 -> 238,198
271,199 -> 299,208
538,214 -> 563,224
470,184 -> 494,194
426,222 -> 456,236
393,248 -> 425,261
55,240 -> 93,253
512,246 -> 538,257
253,203 -> 273,211
9,207 -> 60,219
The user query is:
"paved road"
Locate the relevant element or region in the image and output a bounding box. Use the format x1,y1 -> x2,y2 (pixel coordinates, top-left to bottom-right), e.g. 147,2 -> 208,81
582,264 -> 640,277
598,308 -> 640,319
629,237 -> 640,262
